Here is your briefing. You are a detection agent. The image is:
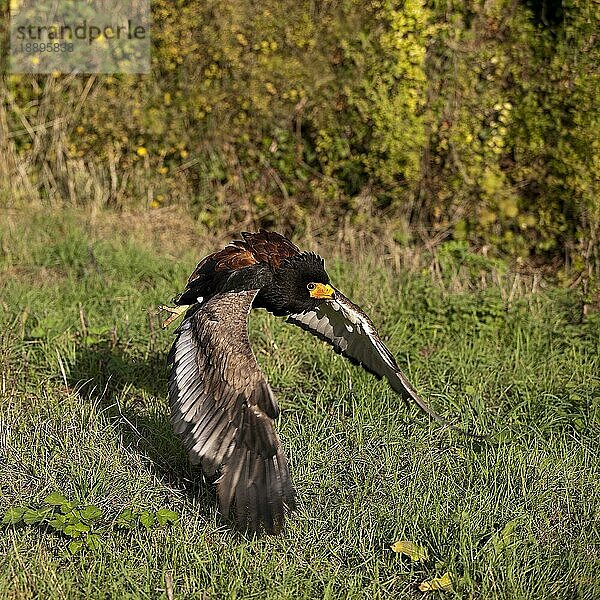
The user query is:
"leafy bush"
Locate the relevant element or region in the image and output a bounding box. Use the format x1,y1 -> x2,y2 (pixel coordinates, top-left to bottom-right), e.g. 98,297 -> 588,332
0,0 -> 597,277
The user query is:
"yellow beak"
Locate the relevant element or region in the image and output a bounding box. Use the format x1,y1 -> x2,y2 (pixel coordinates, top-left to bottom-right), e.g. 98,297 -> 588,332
309,283 -> 335,299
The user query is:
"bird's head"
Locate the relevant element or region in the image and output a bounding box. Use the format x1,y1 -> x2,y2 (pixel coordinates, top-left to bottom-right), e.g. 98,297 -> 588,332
268,252 -> 334,314
306,281 -> 336,301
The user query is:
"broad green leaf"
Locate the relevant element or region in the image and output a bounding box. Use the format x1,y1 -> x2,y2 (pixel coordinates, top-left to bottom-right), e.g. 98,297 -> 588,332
80,506 -> 103,522
156,508 -> 179,526
64,511 -> 83,525
23,508 -> 51,525
139,511 -> 155,530
418,572 -> 453,592
44,492 -> 68,506
390,540 -> 428,561
48,515 -> 67,531
116,509 -> 136,529
28,327 -> 47,339
68,540 -> 84,555
60,501 -> 80,514
2,507 -> 27,525
86,534 -> 102,550
88,326 -> 111,336
491,519 -> 519,553
64,525 -> 83,538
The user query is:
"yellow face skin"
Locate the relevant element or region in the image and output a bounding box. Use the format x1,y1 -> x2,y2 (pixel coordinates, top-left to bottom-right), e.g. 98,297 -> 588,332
308,282 -> 335,299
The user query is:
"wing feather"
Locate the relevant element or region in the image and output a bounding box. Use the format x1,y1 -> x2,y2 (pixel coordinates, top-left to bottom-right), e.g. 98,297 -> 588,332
168,290 -> 295,533
287,290 -> 455,427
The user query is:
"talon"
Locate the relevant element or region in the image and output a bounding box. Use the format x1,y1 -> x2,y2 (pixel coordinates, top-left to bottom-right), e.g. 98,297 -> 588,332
158,304 -> 188,329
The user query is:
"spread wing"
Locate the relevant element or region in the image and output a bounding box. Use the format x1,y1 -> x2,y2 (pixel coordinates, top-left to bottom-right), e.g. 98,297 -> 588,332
287,290 -> 454,427
168,290 -> 295,533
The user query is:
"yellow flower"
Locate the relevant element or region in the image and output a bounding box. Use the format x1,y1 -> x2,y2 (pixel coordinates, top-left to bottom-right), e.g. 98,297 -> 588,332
136,147 -> 147,156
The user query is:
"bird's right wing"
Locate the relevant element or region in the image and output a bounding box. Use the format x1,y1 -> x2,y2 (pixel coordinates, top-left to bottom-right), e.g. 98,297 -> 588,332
168,290 -> 295,533
287,290 -> 455,428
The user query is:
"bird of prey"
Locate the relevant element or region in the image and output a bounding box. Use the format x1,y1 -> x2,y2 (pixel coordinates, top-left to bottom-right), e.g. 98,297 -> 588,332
162,230 -> 457,534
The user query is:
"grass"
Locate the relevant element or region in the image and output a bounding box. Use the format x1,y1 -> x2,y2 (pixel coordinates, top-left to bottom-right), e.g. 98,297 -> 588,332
0,208 -> 599,599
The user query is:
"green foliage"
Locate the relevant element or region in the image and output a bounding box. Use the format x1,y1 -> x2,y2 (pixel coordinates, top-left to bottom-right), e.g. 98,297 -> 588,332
0,0 -> 598,273
2,493 -> 179,556
419,0 -> 600,265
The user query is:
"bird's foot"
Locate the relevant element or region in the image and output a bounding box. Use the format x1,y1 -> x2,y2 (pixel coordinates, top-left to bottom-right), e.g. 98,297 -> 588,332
158,304 -> 188,329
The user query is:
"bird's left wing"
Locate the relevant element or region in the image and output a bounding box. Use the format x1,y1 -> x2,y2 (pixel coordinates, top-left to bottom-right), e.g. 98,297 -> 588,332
287,290 -> 454,427
168,290 -> 295,533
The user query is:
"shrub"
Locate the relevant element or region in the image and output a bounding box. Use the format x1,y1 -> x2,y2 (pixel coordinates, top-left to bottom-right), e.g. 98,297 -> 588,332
0,0 -> 597,278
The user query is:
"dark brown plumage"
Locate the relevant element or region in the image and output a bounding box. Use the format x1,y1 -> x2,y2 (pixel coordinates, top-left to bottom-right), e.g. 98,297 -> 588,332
165,230 -> 458,534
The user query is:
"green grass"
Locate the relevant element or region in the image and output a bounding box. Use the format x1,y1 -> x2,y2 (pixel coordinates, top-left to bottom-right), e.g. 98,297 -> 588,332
1,209 -> 599,599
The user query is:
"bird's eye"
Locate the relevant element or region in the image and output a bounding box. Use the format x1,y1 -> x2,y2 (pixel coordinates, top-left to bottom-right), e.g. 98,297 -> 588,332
307,283 -> 316,291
